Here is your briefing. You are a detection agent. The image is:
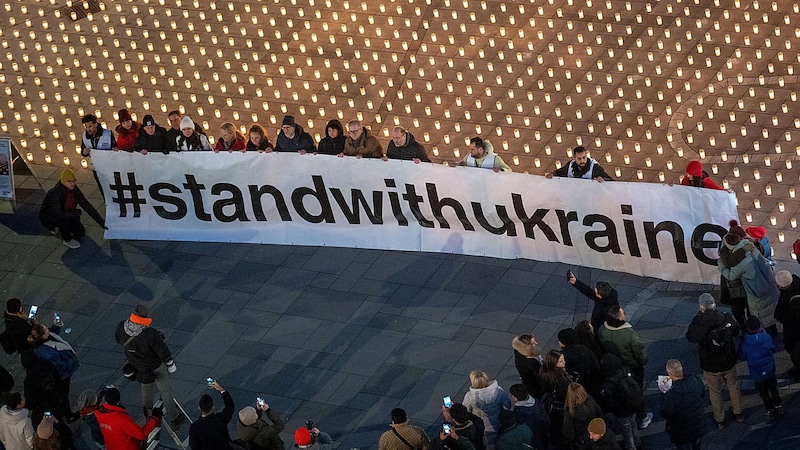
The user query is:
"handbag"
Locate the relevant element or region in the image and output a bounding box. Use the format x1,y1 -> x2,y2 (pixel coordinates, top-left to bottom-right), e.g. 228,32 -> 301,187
725,278 -> 747,300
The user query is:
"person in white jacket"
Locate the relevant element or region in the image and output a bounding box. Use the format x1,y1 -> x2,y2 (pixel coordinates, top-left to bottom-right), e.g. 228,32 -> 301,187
0,392 -> 34,450
462,370 -> 512,448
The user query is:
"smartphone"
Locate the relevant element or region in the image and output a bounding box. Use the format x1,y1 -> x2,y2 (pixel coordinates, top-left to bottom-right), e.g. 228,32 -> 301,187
206,377 -> 214,386
442,424 -> 451,434
443,396 -> 452,408
566,270 -> 572,281
28,305 -> 38,319
43,411 -> 52,418
54,313 -> 61,322
257,397 -> 265,406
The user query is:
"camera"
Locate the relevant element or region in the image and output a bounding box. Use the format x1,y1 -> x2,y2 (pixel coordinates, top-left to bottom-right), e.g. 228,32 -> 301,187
305,420 -> 314,430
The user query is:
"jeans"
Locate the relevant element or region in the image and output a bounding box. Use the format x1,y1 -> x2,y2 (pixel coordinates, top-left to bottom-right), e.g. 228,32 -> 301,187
618,414 -> 640,450
630,365 -> 647,421
754,377 -> 781,411
703,367 -> 742,422
140,363 -> 179,422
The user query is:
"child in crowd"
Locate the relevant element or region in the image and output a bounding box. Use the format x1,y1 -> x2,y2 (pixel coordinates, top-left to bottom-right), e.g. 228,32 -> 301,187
739,316 -> 783,420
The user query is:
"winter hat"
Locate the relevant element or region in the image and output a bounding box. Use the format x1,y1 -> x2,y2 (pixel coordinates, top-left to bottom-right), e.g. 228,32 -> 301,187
6,298 -> 21,314
746,315 -> 762,333
794,239 -> 800,258
142,114 -> 156,127
60,168 -> 76,183
294,427 -> 312,446
587,418 -> 606,435
133,303 -> 150,318
180,116 -> 194,130
238,406 -> 258,426
698,293 -> 716,310
775,270 -> 793,288
37,418 -> 54,439
498,409 -> 517,430
557,328 -> 576,346
118,108 -> 132,123
745,226 -> 766,240
728,220 -> 747,238
282,115 -> 296,126
685,161 -> 703,177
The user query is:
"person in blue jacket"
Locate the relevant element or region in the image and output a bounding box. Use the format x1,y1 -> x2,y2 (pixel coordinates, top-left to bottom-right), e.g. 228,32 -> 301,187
738,316 -> 783,421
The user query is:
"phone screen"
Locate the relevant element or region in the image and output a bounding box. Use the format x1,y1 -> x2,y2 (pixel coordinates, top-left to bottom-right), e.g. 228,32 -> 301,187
54,313 -> 61,322
28,305 -> 38,319
443,396 -> 452,408
206,377 -> 214,385
257,397 -> 264,405
443,424 -> 451,434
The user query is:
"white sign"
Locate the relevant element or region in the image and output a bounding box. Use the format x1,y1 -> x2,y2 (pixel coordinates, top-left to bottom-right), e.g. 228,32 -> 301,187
92,152 -> 738,283
0,138 -> 13,200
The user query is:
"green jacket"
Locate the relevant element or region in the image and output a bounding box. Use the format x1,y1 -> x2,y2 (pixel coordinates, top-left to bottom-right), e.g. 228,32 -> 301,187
236,408 -> 284,450
496,423 -> 533,450
598,321 -> 648,369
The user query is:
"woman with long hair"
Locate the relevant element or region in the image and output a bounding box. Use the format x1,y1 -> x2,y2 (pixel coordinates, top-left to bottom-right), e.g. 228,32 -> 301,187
462,369 -> 512,448
214,122 -> 247,152
562,382 -> 604,450
539,350 -> 571,449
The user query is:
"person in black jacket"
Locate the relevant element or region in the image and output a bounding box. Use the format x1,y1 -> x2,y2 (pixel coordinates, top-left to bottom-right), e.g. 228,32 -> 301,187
275,115 -> 316,153
3,298 -> 33,354
246,124 -> 274,152
685,293 -> 743,429
558,328 -> 601,397
567,271 -> 619,333
317,120 -> 346,155
386,126 -> 431,162
511,334 -> 543,399
774,270 -> 800,379
598,354 -> 641,450
115,303 -> 183,430
189,380 -> 235,450
660,359 -> 709,450
443,403 -> 485,450
39,169 -> 106,249
134,114 -> 170,154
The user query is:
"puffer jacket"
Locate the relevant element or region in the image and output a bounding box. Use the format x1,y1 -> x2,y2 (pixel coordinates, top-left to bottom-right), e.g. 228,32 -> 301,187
738,329 -> 776,382
386,132 -> 430,162
462,380 -> 512,434
660,375 -> 707,445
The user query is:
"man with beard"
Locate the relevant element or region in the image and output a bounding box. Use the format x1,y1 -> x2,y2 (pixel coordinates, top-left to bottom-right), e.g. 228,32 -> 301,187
546,146 -> 613,182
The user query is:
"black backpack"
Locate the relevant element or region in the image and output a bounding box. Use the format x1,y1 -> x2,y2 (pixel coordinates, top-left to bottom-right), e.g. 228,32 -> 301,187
788,294 -> 800,316
707,314 -> 736,349
616,371 -> 644,415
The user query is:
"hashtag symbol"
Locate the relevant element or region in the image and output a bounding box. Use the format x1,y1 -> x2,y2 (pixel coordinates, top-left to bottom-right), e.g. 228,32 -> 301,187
109,172 -> 146,218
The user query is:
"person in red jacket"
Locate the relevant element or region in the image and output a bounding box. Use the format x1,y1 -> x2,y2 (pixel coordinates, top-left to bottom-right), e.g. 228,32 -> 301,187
681,161 -> 723,190
115,109 -> 141,152
95,387 -> 160,450
214,122 -> 247,153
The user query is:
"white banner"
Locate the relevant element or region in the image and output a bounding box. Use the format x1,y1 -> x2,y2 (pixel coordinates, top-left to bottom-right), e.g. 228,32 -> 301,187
92,152 -> 737,283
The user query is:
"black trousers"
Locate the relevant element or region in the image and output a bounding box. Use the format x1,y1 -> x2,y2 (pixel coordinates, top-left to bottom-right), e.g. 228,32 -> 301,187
754,377 -> 781,411
58,216 -> 86,242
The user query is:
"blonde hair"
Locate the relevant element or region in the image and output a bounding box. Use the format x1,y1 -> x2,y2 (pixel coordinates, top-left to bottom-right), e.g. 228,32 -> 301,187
219,122 -> 244,140
469,370 -> 490,389
564,382 -> 590,414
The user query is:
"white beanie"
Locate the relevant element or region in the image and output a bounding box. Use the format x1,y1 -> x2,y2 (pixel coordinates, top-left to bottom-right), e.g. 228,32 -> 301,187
179,116 -> 194,130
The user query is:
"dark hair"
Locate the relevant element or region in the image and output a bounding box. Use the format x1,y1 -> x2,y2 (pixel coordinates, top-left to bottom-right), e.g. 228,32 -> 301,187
29,324 -> 47,343
167,110 -> 181,117
3,392 -> 23,409
509,384 -> 529,401
539,350 -> 568,386
449,403 -> 469,424
199,394 -> 214,414
573,146 -> 587,154
6,298 -> 21,314
248,124 -> 266,138
390,408 -> 407,424
104,388 -> 121,406
19,350 -> 38,369
607,305 -> 622,320
574,320 -> 593,336
595,282 -> 613,298
82,114 -> 97,124
469,137 -> 485,150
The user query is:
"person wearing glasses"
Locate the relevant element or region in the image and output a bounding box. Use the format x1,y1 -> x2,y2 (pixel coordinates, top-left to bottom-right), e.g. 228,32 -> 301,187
275,115 -> 316,153
342,120 -> 384,158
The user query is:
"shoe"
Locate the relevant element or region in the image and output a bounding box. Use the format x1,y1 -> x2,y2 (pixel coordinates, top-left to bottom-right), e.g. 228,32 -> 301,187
49,228 -> 58,235
169,414 -> 185,430
638,412 -> 654,429
65,411 -> 80,424
735,413 -> 744,423
716,421 -> 727,430
774,406 -> 784,417
767,410 -> 777,423
63,239 -> 80,249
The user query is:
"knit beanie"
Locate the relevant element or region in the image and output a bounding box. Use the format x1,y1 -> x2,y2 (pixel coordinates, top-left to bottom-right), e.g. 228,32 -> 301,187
118,108 -> 132,123
776,270 -> 793,289
180,116 -> 194,130
282,115 -> 295,126
728,220 -> 746,238
294,427 -> 312,446
60,168 -> 76,183
238,406 -> 258,426
557,328 -> 576,346
587,418 -> 606,435
698,293 -> 716,310
746,315 -> 762,333
142,114 -> 156,127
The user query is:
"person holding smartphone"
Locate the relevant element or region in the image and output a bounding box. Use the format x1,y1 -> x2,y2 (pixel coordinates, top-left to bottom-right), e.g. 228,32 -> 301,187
188,379 -> 235,450
428,422 -> 476,450
3,298 -> 34,354
236,398 -> 285,450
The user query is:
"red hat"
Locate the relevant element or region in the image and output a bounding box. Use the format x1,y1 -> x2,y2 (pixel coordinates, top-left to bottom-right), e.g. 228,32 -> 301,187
118,108 -> 132,124
745,226 -> 766,240
294,428 -> 312,446
793,239 -> 800,258
685,161 -> 703,177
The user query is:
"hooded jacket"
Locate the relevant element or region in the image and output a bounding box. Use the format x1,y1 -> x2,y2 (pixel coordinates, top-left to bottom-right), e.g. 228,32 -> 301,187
0,405 -> 34,450
317,120 -> 346,155
597,320 -> 647,369
95,403 -> 160,450
462,380 -> 512,434
214,136 -> 247,152
681,161 -> 723,189
134,124 -> 170,154
175,131 -> 212,151
511,336 -> 543,399
114,318 -> 172,372
386,132 -> 430,162
513,396 -> 549,450
598,353 -> 640,417
562,397 -> 603,448
275,124 -> 316,153
495,422 -> 532,450
458,141 -> 512,172
738,329 -> 776,382
685,308 -> 739,373
343,126 -> 383,158
660,375 -> 707,444
718,237 -> 779,326
116,122 -> 141,152
246,136 -> 274,152
237,408 -> 284,450
31,333 -> 79,380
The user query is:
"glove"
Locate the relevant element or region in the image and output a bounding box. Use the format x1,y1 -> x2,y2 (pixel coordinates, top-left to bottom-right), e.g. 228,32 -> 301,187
152,407 -> 163,419
166,360 -> 177,374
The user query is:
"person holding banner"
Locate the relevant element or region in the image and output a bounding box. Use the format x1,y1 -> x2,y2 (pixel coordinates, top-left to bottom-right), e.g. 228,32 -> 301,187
80,114 -> 118,197
545,146 -> 612,182
134,114 -> 170,154
39,169 -> 106,249
680,161 -> 723,190
176,116 -> 212,151
455,137 -> 512,172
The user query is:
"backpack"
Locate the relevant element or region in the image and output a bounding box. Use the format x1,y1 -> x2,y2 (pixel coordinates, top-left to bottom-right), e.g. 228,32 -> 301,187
616,371 -> 644,415
788,294 -> 800,316
707,314 -> 736,349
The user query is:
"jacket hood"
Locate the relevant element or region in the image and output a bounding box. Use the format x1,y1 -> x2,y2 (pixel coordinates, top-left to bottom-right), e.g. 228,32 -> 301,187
603,320 -> 632,331
325,120 -> 344,137
0,405 -> 30,424
395,132 -> 418,149
514,396 -> 537,408
469,379 -> 501,399
722,235 -> 754,252
685,161 -> 703,177
123,320 -> 146,337
512,336 -> 539,358
600,353 -> 624,377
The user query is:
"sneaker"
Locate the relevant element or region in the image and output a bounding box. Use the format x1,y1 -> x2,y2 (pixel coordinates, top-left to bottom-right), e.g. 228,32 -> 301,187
49,228 -> 58,235
638,411 -> 654,429
767,410 -> 777,423
63,239 -> 80,249
774,406 -> 784,417
735,413 -> 744,423
716,421 -> 727,430
169,414 -> 185,430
